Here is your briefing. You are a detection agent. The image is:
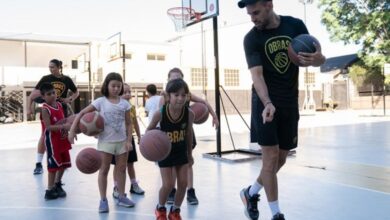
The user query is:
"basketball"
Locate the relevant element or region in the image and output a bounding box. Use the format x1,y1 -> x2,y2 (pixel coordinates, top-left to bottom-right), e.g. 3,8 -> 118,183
55,114 -> 81,134
79,111 -> 104,136
76,147 -> 102,174
287,34 -> 320,66
190,102 -> 209,124
139,130 -> 171,162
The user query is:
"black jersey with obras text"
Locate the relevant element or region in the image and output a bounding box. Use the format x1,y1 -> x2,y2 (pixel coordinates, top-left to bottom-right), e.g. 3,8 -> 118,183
244,16 -> 308,107
158,104 -> 189,168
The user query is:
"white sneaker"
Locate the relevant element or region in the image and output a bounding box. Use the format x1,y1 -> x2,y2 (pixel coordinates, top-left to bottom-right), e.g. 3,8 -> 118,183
130,183 -> 145,195
112,186 -> 119,199
117,194 -> 135,207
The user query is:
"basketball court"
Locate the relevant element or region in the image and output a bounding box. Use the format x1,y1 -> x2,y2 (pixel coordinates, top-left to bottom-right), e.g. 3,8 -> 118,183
1,1 -> 389,220
0,111 -> 389,220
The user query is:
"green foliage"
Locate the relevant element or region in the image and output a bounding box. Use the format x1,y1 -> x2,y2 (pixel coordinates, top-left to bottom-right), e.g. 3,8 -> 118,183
348,63 -> 367,87
318,0 -> 390,68
349,62 -> 384,90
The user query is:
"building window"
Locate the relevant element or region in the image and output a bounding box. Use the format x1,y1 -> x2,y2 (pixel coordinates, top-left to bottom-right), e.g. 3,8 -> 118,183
304,72 -> 315,84
224,69 -> 240,86
191,68 -> 208,87
147,53 -> 165,61
124,53 -> 132,59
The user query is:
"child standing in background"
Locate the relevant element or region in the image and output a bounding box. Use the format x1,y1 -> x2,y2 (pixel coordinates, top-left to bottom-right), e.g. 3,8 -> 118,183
112,83 -> 145,198
145,84 -> 161,125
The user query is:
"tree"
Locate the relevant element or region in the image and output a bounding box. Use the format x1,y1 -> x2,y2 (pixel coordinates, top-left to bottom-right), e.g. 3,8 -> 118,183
318,0 -> 389,68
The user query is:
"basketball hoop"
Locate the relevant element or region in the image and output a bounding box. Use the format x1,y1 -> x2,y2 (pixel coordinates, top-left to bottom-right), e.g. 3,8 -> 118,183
167,7 -> 201,32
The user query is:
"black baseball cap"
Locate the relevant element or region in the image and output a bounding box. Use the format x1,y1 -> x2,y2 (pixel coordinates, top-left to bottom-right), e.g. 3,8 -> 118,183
237,0 -> 271,8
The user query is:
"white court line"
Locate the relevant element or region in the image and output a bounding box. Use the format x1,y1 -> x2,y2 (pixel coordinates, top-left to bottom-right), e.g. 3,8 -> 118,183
0,206 -> 155,217
316,178 -> 390,196
286,170 -> 390,196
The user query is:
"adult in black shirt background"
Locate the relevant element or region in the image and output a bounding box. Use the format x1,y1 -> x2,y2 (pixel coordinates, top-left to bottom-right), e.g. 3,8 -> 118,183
237,1 -> 325,220
27,59 -> 79,175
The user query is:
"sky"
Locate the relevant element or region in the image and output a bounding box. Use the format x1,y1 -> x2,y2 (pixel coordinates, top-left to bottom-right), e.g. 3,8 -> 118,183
0,0 -> 360,58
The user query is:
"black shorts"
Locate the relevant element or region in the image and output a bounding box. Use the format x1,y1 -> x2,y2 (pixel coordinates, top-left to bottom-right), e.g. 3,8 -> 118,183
251,88 -> 299,150
111,137 -> 138,164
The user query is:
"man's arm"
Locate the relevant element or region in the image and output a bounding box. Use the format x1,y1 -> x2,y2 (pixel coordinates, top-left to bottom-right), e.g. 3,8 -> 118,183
250,66 -> 275,124
27,89 -> 41,116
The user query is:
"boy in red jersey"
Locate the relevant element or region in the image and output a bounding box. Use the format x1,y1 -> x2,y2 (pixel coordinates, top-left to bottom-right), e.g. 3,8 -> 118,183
39,83 -> 72,200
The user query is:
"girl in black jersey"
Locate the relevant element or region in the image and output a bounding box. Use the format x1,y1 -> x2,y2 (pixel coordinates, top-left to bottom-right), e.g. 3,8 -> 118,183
147,78 -> 194,220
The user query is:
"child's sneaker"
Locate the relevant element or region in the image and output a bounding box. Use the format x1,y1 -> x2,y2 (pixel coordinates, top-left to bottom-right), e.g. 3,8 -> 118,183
168,207 -> 182,220
44,188 -> 58,200
117,194 -> 135,207
112,186 -> 119,199
55,181 -> 66,198
271,213 -> 285,220
99,199 -> 109,213
166,188 -> 176,205
130,182 -> 145,195
155,206 -> 167,220
186,188 -> 199,205
33,162 -> 43,175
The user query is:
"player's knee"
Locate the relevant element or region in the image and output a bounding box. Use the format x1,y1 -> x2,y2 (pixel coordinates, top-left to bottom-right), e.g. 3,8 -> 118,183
115,164 -> 127,173
176,178 -> 188,190
262,156 -> 279,173
278,156 -> 287,167
99,165 -> 110,176
162,181 -> 175,191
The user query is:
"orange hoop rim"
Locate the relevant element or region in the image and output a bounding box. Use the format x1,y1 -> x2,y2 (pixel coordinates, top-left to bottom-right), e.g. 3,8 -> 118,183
167,7 -> 202,21
167,7 -> 202,32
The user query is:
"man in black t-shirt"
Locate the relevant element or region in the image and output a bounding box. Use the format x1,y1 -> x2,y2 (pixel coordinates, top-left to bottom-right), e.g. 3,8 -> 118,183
237,1 -> 325,220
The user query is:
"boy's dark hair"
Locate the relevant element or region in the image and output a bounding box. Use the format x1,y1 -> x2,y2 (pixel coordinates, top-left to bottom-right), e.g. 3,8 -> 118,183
165,78 -> 189,94
167,67 -> 184,79
39,82 -> 54,95
101,72 -> 124,97
146,84 -> 157,95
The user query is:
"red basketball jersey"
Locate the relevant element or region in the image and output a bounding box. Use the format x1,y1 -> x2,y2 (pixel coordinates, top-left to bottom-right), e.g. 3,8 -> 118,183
40,102 -> 71,152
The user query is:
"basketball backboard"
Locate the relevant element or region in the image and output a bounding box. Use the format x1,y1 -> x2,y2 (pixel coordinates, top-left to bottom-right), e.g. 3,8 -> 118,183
106,32 -> 121,62
182,0 -> 219,27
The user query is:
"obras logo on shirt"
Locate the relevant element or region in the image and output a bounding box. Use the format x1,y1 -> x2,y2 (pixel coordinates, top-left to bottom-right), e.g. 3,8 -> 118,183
51,82 -> 66,97
264,36 -> 292,74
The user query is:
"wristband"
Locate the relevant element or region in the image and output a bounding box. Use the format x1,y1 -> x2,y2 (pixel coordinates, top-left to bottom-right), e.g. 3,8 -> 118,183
265,101 -> 272,106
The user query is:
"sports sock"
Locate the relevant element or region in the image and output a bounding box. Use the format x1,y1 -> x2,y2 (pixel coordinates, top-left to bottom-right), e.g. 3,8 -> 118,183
269,200 -> 281,216
36,153 -> 44,163
172,205 -> 180,211
249,181 -> 263,197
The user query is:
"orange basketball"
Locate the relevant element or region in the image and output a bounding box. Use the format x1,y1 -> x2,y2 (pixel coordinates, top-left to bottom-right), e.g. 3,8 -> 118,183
79,111 -> 104,136
190,102 -> 209,124
139,130 -> 172,162
76,147 -> 102,174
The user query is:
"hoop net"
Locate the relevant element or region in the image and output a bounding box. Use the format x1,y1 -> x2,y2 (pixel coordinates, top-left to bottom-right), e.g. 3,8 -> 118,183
167,7 -> 201,32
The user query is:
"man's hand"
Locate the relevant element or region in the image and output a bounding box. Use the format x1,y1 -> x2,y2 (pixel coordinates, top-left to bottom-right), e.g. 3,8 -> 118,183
262,102 -> 276,124
297,42 -> 325,67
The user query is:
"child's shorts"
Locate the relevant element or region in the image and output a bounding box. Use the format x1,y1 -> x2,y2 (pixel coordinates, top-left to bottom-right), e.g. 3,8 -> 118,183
97,141 -> 127,155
